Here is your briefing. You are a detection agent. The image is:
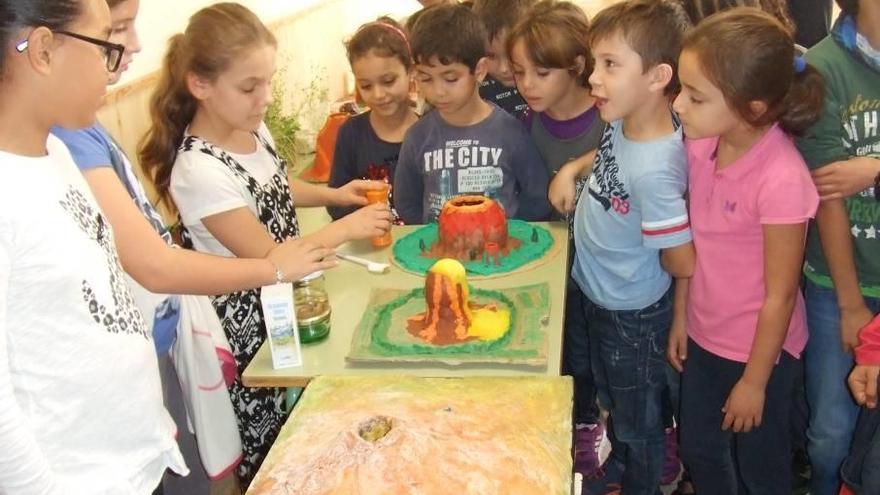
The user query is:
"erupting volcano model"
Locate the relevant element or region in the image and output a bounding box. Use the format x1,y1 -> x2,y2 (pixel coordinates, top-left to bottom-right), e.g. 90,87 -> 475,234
406,258 -> 510,344
347,259 -> 549,366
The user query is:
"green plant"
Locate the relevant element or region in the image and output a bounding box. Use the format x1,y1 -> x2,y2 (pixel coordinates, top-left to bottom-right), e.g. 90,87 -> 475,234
265,64 -> 330,169
265,65 -> 300,167
293,67 -> 329,124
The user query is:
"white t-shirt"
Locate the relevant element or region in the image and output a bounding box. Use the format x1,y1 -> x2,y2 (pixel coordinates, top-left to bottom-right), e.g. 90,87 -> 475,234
0,135 -> 186,494
170,125 -> 280,257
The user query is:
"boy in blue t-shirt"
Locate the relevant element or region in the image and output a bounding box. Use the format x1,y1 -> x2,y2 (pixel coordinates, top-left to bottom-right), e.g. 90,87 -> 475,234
563,1 -> 695,493
393,3 -> 551,224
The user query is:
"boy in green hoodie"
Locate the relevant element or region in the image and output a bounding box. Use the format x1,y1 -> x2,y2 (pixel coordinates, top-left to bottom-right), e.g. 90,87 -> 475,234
796,1 -> 880,494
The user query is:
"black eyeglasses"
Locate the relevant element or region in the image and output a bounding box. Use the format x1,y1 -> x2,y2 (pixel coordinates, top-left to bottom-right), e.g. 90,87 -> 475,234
15,30 -> 125,73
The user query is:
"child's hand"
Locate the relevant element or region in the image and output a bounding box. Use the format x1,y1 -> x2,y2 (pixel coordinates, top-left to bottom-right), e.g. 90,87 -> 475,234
722,379 -> 765,433
334,180 -> 386,206
840,304 -> 874,353
340,203 -> 393,241
549,165 -> 578,214
849,364 -> 880,408
811,156 -> 880,201
267,238 -> 338,282
667,316 -> 688,372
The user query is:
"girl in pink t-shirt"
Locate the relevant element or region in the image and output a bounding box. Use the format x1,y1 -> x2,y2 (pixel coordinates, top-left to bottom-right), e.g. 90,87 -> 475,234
670,8 -> 822,493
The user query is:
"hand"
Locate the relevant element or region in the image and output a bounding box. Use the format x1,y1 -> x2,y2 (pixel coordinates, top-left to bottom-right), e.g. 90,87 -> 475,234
667,316 -> 688,373
548,166 -> 578,214
334,180 -> 387,206
722,379 -> 766,433
840,304 -> 874,353
811,157 -> 880,200
339,203 -> 393,241
849,364 -> 880,408
267,238 -> 338,283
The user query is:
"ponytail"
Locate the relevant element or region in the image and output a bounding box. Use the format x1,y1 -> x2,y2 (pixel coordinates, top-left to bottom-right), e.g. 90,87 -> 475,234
778,63 -> 825,136
136,3 -> 276,207
682,8 -> 825,135
138,34 -> 194,206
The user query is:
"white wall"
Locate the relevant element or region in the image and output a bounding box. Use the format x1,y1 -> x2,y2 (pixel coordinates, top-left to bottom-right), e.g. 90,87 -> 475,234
124,0 -> 423,85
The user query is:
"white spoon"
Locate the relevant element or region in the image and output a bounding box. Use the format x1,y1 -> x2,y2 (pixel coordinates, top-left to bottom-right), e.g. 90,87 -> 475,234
337,253 -> 390,274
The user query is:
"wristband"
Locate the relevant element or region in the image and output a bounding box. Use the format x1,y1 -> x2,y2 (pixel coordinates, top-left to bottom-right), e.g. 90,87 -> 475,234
270,261 -> 285,284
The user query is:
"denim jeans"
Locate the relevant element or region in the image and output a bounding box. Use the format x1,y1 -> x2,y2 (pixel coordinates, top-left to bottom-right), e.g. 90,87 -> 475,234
583,287 -> 672,495
563,275 -> 600,425
804,279 -> 880,495
680,339 -> 797,495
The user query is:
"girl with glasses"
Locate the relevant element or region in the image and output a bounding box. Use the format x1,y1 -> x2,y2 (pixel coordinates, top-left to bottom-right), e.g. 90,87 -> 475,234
0,0 -> 189,492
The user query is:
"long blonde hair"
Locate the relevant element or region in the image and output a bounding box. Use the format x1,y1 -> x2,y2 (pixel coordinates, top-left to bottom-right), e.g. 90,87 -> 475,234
138,2 -> 276,206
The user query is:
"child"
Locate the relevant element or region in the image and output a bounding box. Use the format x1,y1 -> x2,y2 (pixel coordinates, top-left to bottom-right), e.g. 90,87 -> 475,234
0,0 -> 188,492
505,0 -> 606,478
472,0 -> 535,119
393,3 -> 552,224
676,4 -> 808,494
841,314 -> 880,495
672,8 -> 823,493
139,3 -> 392,485
851,315 -> 880,409
796,1 -> 880,493
51,1 -> 337,492
508,1 -> 603,211
328,17 -> 419,220
569,1 -> 694,493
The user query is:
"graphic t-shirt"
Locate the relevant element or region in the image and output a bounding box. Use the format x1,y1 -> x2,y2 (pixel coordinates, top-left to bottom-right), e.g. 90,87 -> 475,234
572,120 -> 692,310
393,104 -> 551,224
479,77 -> 529,120
797,34 -> 880,295
0,135 -> 185,494
52,124 -> 178,354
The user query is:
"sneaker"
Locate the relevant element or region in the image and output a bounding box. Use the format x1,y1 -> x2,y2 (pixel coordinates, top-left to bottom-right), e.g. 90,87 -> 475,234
662,426 -> 682,485
582,457 -> 624,495
574,423 -> 605,478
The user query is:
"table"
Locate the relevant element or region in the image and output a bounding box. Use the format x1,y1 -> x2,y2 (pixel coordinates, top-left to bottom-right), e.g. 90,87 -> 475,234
247,376 -> 574,495
242,205 -> 569,387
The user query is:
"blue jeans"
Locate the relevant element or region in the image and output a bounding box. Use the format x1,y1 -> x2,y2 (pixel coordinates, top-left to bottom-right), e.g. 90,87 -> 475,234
563,275 -> 600,425
680,339 -> 797,495
804,279 -> 880,495
583,288 -> 672,495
